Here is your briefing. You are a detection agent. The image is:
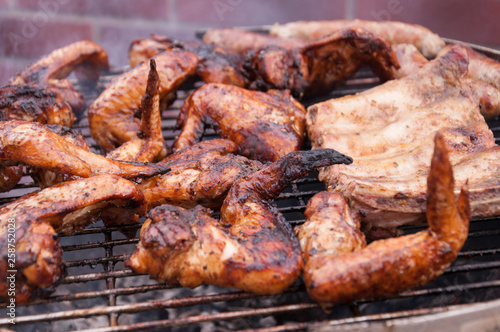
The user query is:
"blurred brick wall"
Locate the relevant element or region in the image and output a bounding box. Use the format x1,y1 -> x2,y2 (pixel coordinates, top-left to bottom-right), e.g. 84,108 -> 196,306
1,0 -> 499,83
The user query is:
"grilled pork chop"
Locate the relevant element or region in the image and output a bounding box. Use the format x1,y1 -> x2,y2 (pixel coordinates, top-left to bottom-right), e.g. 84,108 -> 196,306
306,45 -> 500,234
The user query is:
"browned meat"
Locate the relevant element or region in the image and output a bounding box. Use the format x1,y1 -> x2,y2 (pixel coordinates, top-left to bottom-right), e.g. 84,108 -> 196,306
0,120 -> 170,180
0,84 -> 74,192
269,19 -> 445,58
202,28 -> 306,54
243,28 -> 399,97
140,139 -> 263,210
0,175 -> 145,303
8,41 -> 109,115
300,133 -> 470,307
129,35 -> 247,87
393,43 -> 500,119
126,149 -> 353,294
106,60 -> 168,163
29,124 -> 91,188
173,83 -> 306,162
89,49 -> 197,152
307,45 -> 499,233
0,85 -> 74,126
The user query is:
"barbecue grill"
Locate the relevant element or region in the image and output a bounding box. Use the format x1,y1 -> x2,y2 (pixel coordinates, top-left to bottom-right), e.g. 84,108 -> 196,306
0,39 -> 500,332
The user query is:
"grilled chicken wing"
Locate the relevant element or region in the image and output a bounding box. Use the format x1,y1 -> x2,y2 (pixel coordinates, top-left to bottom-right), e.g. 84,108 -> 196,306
202,28 -> 306,54
126,149 -> 353,294
300,133 -> 470,307
0,175 -> 145,303
129,35 -> 246,87
106,60 -> 168,163
8,41 -> 109,115
140,139 -> 263,210
89,49 -> 197,152
29,124 -> 91,188
269,19 -> 445,58
307,45 -> 499,232
0,84 -> 74,126
0,120 -> 170,180
173,83 -> 306,162
243,28 -> 399,97
393,43 -> 500,119
0,84 -> 75,192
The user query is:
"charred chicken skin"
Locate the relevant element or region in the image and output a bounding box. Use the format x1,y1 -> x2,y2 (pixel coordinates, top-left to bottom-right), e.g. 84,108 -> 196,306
129,34 -> 247,87
0,84 -> 74,192
243,27 -> 399,97
8,41 -> 109,115
0,175 -> 145,303
202,28 -> 307,54
89,49 -> 197,152
126,149 -> 353,294
173,83 -> 307,162
269,19 -> 445,58
106,59 -> 168,163
0,120 -> 170,180
300,133 -> 470,307
140,139 -> 263,210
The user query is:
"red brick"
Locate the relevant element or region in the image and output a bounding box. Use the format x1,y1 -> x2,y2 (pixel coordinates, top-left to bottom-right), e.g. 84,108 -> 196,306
177,0 -> 347,27
16,0 -> 169,20
356,0 -> 500,47
0,17 -> 92,58
98,24 -> 199,67
0,58 -> 31,85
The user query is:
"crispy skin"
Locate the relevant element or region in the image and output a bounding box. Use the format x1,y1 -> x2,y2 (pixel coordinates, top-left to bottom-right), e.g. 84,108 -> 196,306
89,49 -> 197,152
0,84 -> 74,192
173,83 -> 306,162
298,192 -> 366,263
129,35 -> 247,87
0,120 -> 170,179
302,134 -> 470,306
0,175 -> 145,303
29,124 -> 90,188
307,45 -> 499,231
394,43 -> 500,119
269,19 -> 445,58
0,85 -> 74,127
139,139 -> 263,210
202,28 -> 306,54
106,60 -> 168,163
126,149 -> 353,294
9,41 -> 109,115
243,28 -> 399,97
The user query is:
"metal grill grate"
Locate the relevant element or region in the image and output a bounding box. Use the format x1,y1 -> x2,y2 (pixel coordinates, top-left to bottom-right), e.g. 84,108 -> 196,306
1,62 -> 500,332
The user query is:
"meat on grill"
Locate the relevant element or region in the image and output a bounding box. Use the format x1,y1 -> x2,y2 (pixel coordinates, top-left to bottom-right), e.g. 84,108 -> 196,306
173,83 -> 307,162
129,34 -> 247,87
202,28 -> 307,54
269,19 -> 445,58
306,45 -> 499,233
0,120 -> 171,180
126,149 -> 352,295
106,59 -> 168,163
89,49 -> 197,152
243,27 -> 399,97
393,43 -> 500,119
8,40 -> 109,115
300,133 -> 470,307
0,175 -> 145,303
0,84 -> 74,192
140,139 -> 263,210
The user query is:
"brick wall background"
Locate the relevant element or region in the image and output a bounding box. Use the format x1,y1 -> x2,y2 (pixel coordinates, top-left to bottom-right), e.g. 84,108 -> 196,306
1,0 -> 500,84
